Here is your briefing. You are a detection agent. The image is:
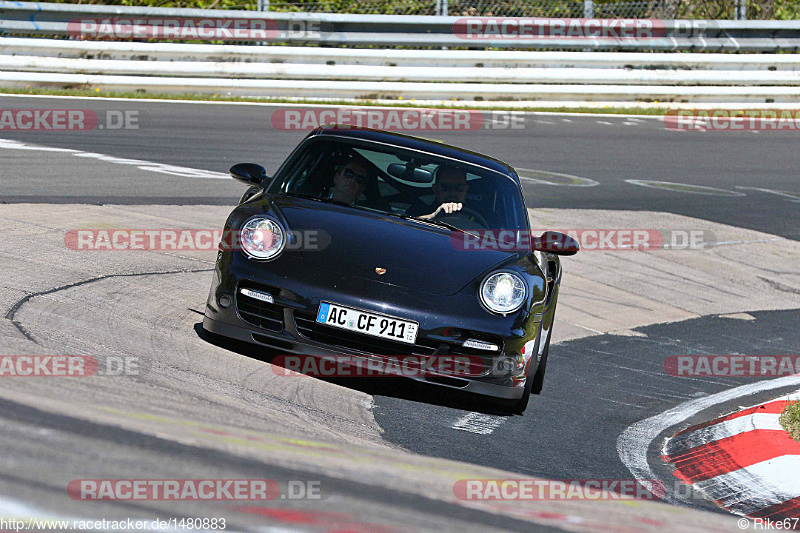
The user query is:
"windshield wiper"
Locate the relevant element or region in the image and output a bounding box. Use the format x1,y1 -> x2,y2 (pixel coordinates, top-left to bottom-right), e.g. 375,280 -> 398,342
284,191 -> 328,203
283,193 -> 481,239
284,192 -> 381,210
392,214 -> 481,239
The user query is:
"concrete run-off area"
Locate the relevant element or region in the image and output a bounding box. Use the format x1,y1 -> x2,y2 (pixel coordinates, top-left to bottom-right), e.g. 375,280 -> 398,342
2,202 -> 797,530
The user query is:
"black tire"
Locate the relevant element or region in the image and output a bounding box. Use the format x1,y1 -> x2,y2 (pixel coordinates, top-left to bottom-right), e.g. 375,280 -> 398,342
496,319 -> 553,414
530,328 -> 551,395
504,364 -> 534,414
496,325 -> 543,415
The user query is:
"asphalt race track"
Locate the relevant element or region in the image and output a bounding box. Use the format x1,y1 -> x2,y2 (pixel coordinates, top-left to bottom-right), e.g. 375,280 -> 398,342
1,94 -> 799,531
1,95 -> 798,240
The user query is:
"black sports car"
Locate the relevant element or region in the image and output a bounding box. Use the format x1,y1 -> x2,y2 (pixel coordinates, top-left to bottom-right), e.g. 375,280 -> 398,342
203,125 -> 578,413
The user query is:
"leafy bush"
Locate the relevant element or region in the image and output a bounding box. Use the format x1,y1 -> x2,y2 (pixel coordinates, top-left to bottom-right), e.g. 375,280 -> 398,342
780,401 -> 800,443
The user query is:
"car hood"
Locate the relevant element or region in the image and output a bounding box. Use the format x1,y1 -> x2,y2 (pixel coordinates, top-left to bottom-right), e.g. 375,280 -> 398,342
271,195 -> 515,296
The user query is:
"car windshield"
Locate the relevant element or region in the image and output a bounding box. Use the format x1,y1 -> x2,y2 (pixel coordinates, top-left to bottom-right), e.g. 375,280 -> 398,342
270,136 -> 528,232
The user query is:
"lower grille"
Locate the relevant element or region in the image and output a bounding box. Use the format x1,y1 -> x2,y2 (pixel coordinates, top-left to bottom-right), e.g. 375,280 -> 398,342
236,291 -> 283,332
252,334 -> 293,350
294,313 -> 437,356
424,375 -> 470,388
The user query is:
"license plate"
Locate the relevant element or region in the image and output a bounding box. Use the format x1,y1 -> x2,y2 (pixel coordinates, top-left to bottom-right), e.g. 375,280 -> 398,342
316,302 -> 418,345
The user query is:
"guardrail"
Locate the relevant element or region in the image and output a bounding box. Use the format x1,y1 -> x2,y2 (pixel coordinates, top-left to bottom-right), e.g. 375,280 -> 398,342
2,38 -> 800,102
3,38 -> 800,86
2,2 -> 799,103
2,1 -> 800,51
6,38 -> 800,69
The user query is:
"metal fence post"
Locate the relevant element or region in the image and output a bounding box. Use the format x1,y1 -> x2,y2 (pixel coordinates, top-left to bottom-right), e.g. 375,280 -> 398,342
582,0 -> 594,52
736,0 -> 747,20
442,0 -> 448,16
258,0 -> 269,11
583,0 -> 594,18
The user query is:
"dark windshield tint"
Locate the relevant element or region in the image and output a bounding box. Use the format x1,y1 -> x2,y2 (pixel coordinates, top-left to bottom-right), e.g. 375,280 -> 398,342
271,137 -> 527,231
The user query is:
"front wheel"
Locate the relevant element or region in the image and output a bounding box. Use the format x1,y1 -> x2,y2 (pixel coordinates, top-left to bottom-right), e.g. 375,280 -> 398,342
531,325 -> 552,395
497,320 -> 553,414
503,365 -> 535,414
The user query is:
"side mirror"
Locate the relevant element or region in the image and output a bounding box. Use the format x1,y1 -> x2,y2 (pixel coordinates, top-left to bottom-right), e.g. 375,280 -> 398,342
230,163 -> 269,188
533,231 -> 580,256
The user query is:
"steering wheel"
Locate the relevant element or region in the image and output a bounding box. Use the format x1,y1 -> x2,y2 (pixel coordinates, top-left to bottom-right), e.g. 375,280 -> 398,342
435,206 -> 489,229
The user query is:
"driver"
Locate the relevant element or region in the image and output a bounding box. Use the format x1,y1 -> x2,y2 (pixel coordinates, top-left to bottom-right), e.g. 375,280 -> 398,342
418,165 -> 469,220
328,160 -> 369,205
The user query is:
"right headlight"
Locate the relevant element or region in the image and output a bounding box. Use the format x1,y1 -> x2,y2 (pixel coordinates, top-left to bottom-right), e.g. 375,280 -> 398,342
479,271 -> 527,315
239,217 -> 285,261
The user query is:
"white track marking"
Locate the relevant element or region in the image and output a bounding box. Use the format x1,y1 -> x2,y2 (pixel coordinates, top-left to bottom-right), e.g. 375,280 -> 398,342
617,375 -> 800,506
694,455 -> 800,516
696,238 -> 786,247
0,138 -> 78,152
658,237 -> 785,249
625,179 -> 747,196
663,413 -> 784,456
0,137 -> 228,179
452,412 -> 506,435
518,168 -> 599,187
735,186 -> 800,203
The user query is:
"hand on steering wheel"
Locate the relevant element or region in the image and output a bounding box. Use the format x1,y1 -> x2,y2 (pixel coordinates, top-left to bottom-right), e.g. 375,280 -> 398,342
431,202 -> 464,217
433,203 -> 489,228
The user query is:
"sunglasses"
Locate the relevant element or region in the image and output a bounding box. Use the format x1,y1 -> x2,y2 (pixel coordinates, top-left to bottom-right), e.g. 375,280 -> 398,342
342,167 -> 367,185
437,183 -> 467,192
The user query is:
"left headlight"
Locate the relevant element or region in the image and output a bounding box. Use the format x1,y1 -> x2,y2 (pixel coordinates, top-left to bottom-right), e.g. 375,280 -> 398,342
240,217 -> 285,260
480,271 -> 527,315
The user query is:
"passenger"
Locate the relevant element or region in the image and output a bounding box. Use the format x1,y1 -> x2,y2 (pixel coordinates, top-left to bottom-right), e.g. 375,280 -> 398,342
329,160 -> 369,205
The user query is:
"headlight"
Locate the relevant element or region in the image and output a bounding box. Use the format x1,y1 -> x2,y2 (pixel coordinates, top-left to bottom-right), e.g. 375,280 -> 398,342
240,217 -> 285,260
480,271 -> 526,315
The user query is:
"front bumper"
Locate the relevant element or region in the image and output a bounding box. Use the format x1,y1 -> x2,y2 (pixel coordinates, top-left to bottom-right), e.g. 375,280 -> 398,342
203,251 -> 542,401
204,314 -> 525,400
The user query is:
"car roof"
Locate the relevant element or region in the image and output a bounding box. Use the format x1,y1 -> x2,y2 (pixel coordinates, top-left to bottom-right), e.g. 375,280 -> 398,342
307,125 -> 519,182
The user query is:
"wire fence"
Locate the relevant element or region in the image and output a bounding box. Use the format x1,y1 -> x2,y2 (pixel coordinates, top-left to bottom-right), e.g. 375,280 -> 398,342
38,0 -> 800,18
251,0 -> 800,18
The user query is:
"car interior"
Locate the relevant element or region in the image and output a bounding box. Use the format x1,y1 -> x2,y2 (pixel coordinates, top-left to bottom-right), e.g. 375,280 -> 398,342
279,139 -> 526,231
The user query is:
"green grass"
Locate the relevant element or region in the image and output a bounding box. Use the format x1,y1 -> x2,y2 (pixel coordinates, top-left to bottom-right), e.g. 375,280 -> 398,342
0,86 -> 671,116
780,401 -> 800,443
